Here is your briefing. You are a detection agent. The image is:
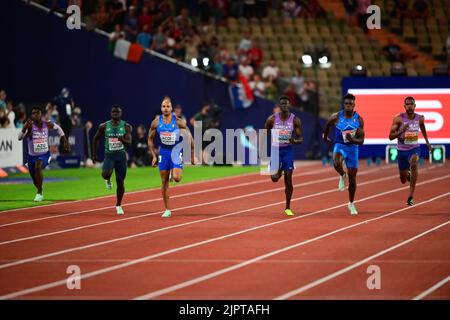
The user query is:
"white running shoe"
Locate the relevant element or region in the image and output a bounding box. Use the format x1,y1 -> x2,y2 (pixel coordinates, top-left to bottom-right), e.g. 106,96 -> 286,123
106,180 -> 112,190
338,173 -> 347,191
161,209 -> 171,218
348,202 -> 358,215
116,206 -> 124,215
34,193 -> 43,202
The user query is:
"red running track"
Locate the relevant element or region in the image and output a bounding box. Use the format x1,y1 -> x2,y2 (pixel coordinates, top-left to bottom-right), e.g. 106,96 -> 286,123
0,161 -> 449,300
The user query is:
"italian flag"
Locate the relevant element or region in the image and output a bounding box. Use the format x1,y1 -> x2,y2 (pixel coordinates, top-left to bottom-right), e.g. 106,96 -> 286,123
109,39 -> 144,63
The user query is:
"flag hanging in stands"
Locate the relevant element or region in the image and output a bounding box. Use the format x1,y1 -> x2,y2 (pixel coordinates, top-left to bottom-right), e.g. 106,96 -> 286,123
111,39 -> 144,63
229,74 -> 254,109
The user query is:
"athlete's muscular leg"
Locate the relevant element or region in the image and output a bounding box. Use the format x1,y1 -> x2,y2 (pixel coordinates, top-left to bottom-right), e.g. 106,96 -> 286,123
271,169 -> 282,182
347,168 -> 358,203
333,152 -> 346,176
115,178 -> 125,206
409,154 -> 419,198
34,160 -> 44,194
172,168 -> 183,183
284,170 -> 293,210
102,169 -> 113,181
160,170 -> 170,209
399,170 -> 409,184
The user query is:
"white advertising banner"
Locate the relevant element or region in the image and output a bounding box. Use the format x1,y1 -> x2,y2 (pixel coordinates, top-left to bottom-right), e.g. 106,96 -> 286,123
0,129 -> 23,167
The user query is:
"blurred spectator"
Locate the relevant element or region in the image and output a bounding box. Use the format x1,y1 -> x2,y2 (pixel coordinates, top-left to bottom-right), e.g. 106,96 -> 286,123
265,76 -> 278,101
70,106 -> 84,128
175,8 -> 193,30
0,108 -> 10,128
6,100 -> 15,128
138,6 -> 153,30
291,68 -> 305,101
212,53 -> 224,76
95,4 -> 110,30
123,6 -> 138,41
52,87 -> 75,153
382,37 -> 404,63
136,24 -> 152,49
239,57 -> 255,80
172,39 -> 186,61
249,74 -> 266,97
247,39 -> 264,70
109,0 -> 127,29
244,0 -> 256,18
45,102 -> 60,123
14,104 -> 26,129
152,26 -> 168,54
262,60 -> 281,80
343,0 -> 357,27
0,90 -> 6,111
223,57 -> 239,82
174,104 -> 187,123
412,0 -> 429,20
273,104 -> 281,114
284,84 -> 299,107
109,24 -> 125,50
130,124 -> 152,167
238,30 -> 253,57
282,0 -> 300,18
190,103 -> 214,132
356,0 -> 371,33
213,0 -> 229,25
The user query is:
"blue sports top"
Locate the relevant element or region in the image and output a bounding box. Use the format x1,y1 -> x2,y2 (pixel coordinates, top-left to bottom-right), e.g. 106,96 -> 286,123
157,113 -> 180,149
335,111 -> 360,147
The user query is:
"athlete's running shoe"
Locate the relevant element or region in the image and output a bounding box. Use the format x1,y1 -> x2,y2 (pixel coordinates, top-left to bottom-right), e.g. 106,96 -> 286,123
162,209 -> 171,218
284,209 -> 294,216
406,196 -> 414,206
339,173 -> 347,191
106,180 -> 112,190
348,202 -> 358,215
116,206 -> 124,215
34,193 -> 43,202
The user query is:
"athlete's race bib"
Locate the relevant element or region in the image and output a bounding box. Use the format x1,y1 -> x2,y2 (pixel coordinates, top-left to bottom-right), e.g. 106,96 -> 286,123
404,131 -> 419,144
342,129 -> 356,143
160,131 -> 177,145
108,137 -> 123,151
272,129 -> 291,145
33,138 -> 48,153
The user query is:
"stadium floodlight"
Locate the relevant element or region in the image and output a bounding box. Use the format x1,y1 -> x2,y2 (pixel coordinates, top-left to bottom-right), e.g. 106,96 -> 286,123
191,58 -> 198,68
202,57 -> 210,67
301,54 -> 313,68
350,65 -> 367,76
318,54 -> 332,69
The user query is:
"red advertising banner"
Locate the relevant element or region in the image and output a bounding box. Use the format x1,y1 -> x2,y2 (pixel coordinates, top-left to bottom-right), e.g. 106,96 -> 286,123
347,89 -> 450,144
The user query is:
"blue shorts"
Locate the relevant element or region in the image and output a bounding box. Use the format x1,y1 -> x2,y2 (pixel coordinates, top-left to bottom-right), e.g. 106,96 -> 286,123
398,147 -> 420,171
334,143 -> 359,169
103,151 -> 127,181
270,145 -> 294,173
27,152 -> 51,177
159,147 -> 183,171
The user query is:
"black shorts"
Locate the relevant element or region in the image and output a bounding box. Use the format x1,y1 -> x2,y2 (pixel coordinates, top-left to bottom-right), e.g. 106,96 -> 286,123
103,151 -> 127,181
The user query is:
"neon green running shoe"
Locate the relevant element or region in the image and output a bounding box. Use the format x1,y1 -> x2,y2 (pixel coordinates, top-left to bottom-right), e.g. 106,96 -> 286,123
116,206 -> 124,215
284,209 -> 294,216
162,209 -> 171,218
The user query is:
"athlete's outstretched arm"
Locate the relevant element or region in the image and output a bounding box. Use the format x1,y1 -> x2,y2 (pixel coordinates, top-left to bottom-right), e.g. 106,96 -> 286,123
18,119 -> 33,140
92,123 -> 106,162
290,116 -> 303,144
419,115 -> 433,153
177,118 -> 196,164
118,123 -> 133,146
389,115 -> 406,140
47,121 -> 70,152
347,116 -> 365,145
148,117 -> 159,167
322,112 -> 338,142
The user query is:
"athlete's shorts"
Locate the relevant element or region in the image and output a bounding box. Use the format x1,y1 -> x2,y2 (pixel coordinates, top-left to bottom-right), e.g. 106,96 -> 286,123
159,147 -> 183,171
103,151 -> 127,181
333,143 -> 359,169
270,145 -> 294,174
27,152 -> 51,177
398,147 -> 420,171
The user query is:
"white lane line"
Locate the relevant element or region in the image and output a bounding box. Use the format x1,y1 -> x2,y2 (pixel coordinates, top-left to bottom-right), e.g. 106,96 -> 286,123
412,275 -> 450,300
136,192 -> 450,300
0,169 -> 393,268
0,167 -> 386,245
0,167 -> 332,226
275,221 -> 450,300
2,176 -> 448,300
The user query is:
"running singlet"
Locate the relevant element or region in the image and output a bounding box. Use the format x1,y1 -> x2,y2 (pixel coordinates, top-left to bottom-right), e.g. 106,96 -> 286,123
271,112 -> 294,148
104,120 -> 126,153
398,113 -> 420,151
335,111 -> 360,146
157,113 -> 180,149
27,121 -> 49,156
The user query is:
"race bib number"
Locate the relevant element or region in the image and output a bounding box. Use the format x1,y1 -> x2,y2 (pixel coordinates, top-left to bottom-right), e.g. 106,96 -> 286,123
160,132 -> 177,145
33,138 -> 48,153
342,129 -> 356,143
272,129 -> 291,145
404,131 -> 419,144
108,137 -> 123,151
